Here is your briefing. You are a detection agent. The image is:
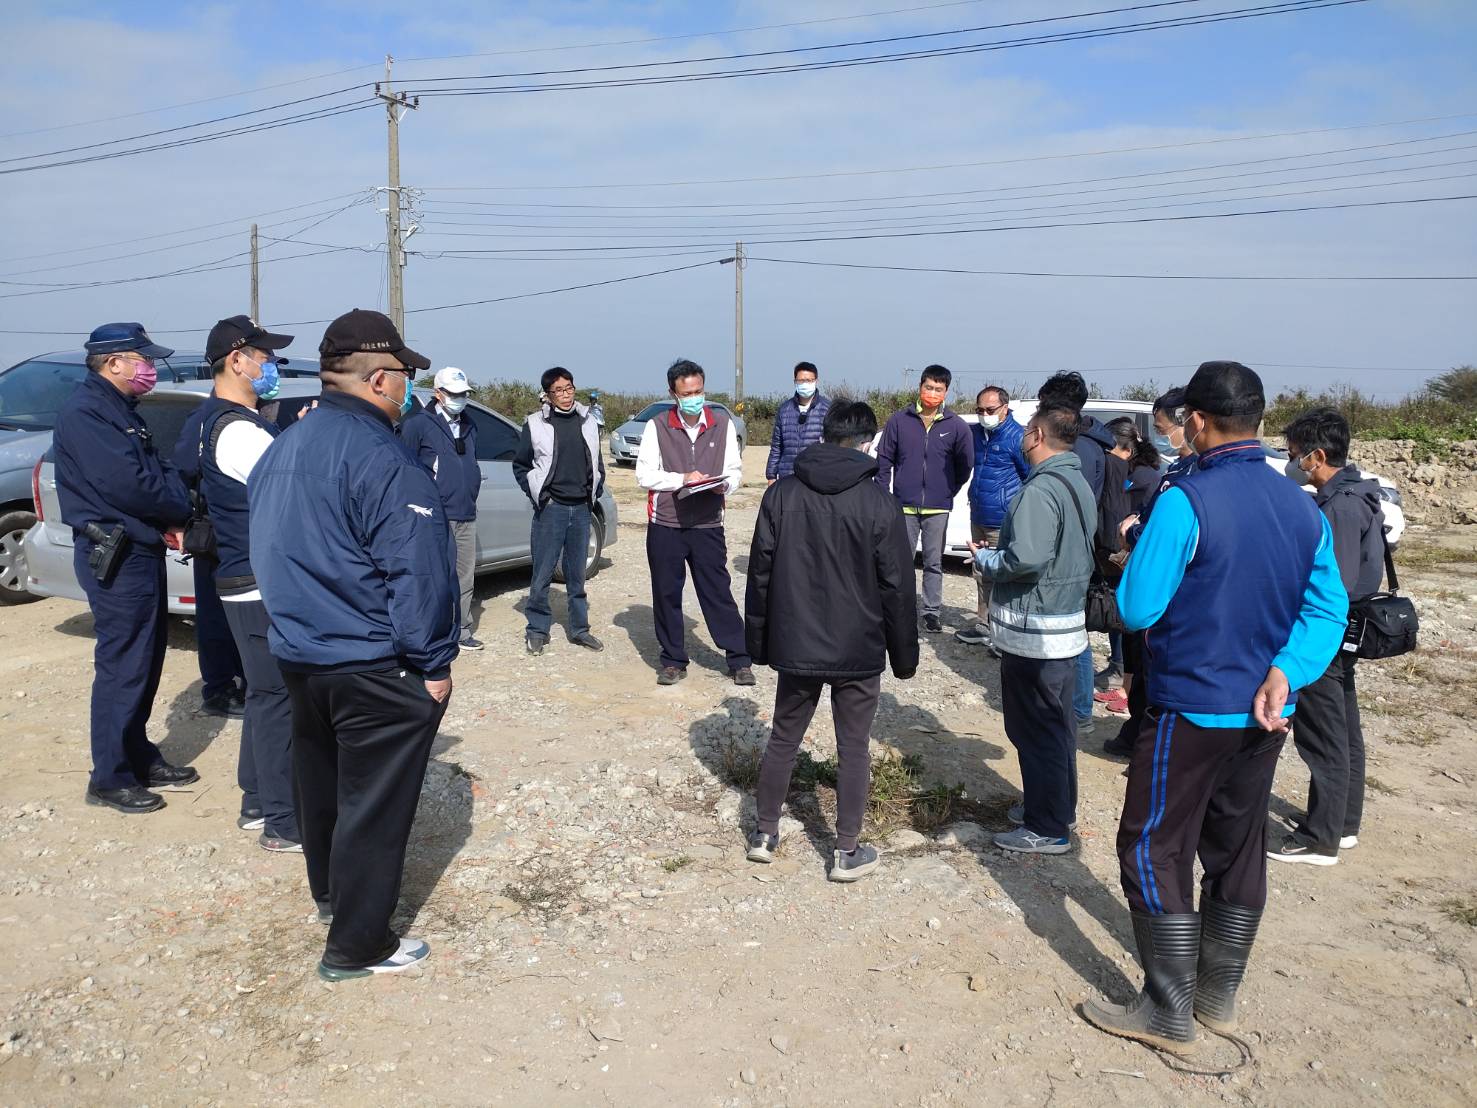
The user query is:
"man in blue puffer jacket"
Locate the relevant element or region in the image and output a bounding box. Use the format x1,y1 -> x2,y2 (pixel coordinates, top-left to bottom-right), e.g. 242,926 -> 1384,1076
957,385 -> 1028,648
766,361 -> 832,483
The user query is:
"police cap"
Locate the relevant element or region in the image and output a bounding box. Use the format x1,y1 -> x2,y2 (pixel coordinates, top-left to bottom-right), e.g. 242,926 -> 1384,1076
84,322 -> 174,360
206,315 -> 294,365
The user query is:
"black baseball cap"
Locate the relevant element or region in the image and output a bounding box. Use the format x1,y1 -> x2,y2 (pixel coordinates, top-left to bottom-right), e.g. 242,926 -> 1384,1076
317,309 -> 430,371
206,315 -> 294,365
1183,360 -> 1265,420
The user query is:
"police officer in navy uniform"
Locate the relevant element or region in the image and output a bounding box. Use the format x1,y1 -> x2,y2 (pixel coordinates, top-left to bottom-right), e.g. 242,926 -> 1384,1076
250,309 -> 458,980
196,315 -> 300,851
52,323 -> 199,813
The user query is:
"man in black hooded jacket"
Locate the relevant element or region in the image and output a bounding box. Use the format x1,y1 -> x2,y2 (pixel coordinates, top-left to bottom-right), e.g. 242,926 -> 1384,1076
744,402 -> 919,883
1268,407 -> 1385,865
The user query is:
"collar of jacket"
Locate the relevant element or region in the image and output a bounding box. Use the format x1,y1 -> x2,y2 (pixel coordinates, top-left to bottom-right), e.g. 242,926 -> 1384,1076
320,389 -> 394,429
82,368 -> 140,412
1314,463 -> 1366,504
540,400 -> 589,422
1196,439 -> 1264,469
667,405 -> 712,432
1025,449 -> 1084,480
909,403 -> 953,422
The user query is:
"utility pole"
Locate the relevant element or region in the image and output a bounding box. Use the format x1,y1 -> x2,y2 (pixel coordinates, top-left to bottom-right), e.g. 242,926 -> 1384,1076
375,56 -> 419,333
733,241 -> 745,409
249,223 -> 259,321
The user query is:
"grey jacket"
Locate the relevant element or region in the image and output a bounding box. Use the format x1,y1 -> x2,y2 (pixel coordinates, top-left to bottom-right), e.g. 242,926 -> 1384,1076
978,450 -> 1096,660
1315,464 -> 1386,602
512,401 -> 605,508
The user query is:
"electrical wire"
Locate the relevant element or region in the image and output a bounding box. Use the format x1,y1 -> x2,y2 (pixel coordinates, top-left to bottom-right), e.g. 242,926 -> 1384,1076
744,255 -> 1477,280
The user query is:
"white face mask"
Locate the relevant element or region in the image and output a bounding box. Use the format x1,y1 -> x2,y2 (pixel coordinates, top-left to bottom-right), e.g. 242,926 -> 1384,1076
979,414 -> 1001,431
795,380 -> 817,399
442,394 -> 468,415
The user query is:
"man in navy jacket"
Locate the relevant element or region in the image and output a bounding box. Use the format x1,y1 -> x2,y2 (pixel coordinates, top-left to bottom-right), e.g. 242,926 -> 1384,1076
765,361 -> 831,483
875,365 -> 974,633
399,366 -> 483,650
957,385 -> 1028,648
250,309 -> 458,981
53,322 -> 197,814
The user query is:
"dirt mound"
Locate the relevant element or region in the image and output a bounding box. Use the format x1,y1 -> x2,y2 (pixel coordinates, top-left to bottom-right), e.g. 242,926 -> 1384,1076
1350,439 -> 1477,527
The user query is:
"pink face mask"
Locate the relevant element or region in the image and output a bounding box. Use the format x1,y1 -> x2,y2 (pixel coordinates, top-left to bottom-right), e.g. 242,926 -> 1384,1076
122,356 -> 157,397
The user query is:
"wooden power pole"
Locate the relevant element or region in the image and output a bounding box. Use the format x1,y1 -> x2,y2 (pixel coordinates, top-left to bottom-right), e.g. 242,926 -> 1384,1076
249,223 -> 259,321
733,241 -> 745,409
376,55 -> 418,332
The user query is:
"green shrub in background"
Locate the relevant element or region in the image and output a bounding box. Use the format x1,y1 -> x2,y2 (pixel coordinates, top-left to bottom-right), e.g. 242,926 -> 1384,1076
446,366 -> 1474,452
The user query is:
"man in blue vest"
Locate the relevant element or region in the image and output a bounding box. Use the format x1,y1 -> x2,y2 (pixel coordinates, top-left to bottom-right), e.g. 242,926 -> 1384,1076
765,361 -> 831,485
52,323 -> 197,813
400,367 -> 483,651
196,315 -> 299,851
956,385 -> 1028,650
250,309 -> 458,980
1082,361 -> 1347,1053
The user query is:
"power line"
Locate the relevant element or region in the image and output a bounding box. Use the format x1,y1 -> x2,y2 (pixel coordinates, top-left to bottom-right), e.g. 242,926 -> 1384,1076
404,2 -> 1370,98
744,255 -> 1477,280
416,129 -> 1477,211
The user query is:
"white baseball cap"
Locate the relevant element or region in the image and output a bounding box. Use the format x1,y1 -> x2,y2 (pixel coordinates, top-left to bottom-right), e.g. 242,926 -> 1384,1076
433,366 -> 471,394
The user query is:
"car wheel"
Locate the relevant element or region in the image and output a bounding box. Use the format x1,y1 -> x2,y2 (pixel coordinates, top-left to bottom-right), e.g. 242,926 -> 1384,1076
0,509 -> 39,605
554,513 -> 605,583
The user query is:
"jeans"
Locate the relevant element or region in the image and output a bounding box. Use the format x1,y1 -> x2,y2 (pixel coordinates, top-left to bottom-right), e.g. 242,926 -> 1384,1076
525,501 -> 591,638
1074,646 -> 1093,721
1001,652 -> 1077,839
903,512 -> 949,619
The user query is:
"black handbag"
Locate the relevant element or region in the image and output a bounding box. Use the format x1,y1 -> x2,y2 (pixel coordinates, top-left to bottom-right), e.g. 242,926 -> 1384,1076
1345,534 -> 1418,660
1046,471 -> 1125,634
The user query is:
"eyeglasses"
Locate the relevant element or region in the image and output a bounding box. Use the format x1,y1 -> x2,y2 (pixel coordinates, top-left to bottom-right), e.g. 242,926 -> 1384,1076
548,383 -> 576,396
976,405 -> 1004,417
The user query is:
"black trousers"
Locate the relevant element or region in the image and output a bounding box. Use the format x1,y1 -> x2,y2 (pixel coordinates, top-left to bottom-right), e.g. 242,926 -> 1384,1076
221,598 -> 297,840
74,544 -> 167,790
1114,633 -> 1150,745
192,556 -> 244,701
1000,652 -> 1078,839
1291,652 -> 1365,854
755,672 -> 881,852
284,667 -> 447,971
1117,709 -> 1285,915
646,524 -> 750,672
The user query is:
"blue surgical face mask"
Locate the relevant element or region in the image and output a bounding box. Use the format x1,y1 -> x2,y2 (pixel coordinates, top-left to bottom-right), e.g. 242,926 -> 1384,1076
795,380 -> 817,399
676,393 -> 705,417
398,374 -> 414,418
250,357 -> 281,400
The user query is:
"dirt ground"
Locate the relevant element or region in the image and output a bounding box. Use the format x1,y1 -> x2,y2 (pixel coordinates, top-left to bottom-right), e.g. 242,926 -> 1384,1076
2,445 -> 1476,1107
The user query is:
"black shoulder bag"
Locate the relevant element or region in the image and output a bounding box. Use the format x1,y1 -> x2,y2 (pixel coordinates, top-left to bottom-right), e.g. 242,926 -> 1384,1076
1046,471 -> 1124,634
1344,530 -> 1418,660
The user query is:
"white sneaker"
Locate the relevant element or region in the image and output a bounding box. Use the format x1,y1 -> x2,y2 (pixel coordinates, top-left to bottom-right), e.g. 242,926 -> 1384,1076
1340,834 -> 1358,850
318,937 -> 430,981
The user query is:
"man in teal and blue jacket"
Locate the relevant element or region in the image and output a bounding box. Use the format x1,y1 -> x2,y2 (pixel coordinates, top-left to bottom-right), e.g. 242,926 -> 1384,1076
1082,361 -> 1347,1055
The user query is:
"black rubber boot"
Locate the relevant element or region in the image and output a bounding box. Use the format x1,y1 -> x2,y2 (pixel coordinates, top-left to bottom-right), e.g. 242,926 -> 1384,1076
1082,912 -> 1200,1054
1195,897 -> 1262,1032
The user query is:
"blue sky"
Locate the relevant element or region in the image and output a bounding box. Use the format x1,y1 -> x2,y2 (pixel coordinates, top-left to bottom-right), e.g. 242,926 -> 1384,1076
2,0 -> 1474,401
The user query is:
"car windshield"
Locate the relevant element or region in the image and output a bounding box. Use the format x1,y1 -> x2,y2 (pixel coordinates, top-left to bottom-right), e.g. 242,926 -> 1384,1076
633,402 -> 675,422
0,359 -> 88,431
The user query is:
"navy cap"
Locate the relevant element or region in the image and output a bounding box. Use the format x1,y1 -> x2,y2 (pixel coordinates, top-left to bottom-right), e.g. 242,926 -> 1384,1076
84,322 -> 174,360
206,315 -> 294,364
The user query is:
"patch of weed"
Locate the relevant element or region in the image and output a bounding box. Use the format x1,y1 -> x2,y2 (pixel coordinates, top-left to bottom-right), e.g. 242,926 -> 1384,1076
662,855 -> 693,873
1440,898 -> 1477,928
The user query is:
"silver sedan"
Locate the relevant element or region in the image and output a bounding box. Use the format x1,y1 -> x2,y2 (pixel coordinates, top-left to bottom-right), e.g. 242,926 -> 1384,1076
23,380 -> 617,614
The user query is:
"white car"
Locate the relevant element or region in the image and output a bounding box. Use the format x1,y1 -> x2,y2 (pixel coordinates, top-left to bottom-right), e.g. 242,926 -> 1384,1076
875,398 -> 1404,560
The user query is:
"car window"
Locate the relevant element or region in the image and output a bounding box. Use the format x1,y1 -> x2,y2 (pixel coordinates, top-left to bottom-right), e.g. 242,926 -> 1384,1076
465,406 -> 519,461
633,401 -> 675,422
0,359 -> 89,431
137,393 -> 212,460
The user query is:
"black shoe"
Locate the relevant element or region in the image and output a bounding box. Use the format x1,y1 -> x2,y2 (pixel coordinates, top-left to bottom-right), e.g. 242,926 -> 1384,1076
657,666 -> 687,686
146,762 -> 200,790
237,808 -> 265,831
1102,734 -> 1133,758
200,693 -> 244,719
459,636 -> 485,652
86,784 -> 164,814
1195,897 -> 1262,1033
570,631 -> 604,652
922,614 -> 943,634
731,667 -> 757,687
1082,912 -> 1200,1054
526,632 -> 548,656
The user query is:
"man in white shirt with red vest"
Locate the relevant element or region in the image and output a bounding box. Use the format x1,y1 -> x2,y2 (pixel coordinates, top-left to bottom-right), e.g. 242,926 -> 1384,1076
636,359 -> 753,687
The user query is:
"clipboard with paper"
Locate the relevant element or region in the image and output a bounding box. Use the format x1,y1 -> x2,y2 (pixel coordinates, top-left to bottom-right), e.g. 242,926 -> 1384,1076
677,476 -> 727,498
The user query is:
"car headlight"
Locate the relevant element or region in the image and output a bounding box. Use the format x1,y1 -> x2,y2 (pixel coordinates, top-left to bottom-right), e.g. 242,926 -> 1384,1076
1377,486 -> 1402,506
